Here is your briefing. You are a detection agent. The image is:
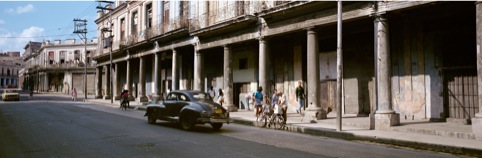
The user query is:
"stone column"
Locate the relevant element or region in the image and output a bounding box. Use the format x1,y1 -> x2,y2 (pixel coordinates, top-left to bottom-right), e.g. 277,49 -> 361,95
224,45 -> 237,112
472,1 -> 482,140
126,59 -> 134,101
114,63 -> 121,100
138,57 -> 148,102
193,47 -> 203,91
152,52 -> 161,103
172,49 -> 178,91
95,66 -> 103,98
259,38 -> 268,95
304,28 -> 324,122
374,14 -> 399,130
103,65 -> 111,99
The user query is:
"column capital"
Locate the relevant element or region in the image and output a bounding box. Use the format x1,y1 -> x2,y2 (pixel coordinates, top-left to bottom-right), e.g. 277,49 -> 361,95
305,27 -> 316,32
306,27 -> 317,35
371,12 -> 387,22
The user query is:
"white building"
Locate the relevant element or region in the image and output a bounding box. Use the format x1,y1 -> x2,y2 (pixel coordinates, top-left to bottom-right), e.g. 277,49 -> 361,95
23,38 -> 98,95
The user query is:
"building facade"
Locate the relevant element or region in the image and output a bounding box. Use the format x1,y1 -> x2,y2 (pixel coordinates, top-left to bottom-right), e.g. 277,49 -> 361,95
0,52 -> 23,88
23,39 -> 98,95
93,1 -> 482,138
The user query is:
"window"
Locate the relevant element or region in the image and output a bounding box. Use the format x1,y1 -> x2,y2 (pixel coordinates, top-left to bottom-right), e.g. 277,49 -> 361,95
179,94 -> 188,101
239,58 -> 248,70
132,11 -> 138,35
167,93 -> 177,101
120,18 -> 125,41
163,1 -> 170,32
146,3 -> 152,29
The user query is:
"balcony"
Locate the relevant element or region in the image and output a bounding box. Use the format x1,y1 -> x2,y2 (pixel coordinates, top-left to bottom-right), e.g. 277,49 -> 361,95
189,2 -> 259,38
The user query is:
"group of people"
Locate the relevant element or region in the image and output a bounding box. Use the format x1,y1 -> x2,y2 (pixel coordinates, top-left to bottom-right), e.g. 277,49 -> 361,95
208,86 -> 224,105
250,81 -> 306,124
209,81 -> 306,124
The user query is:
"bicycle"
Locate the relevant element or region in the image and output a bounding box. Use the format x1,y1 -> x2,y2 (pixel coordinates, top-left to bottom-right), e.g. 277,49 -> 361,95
120,98 -> 128,110
269,104 -> 285,129
256,104 -> 285,129
256,104 -> 271,127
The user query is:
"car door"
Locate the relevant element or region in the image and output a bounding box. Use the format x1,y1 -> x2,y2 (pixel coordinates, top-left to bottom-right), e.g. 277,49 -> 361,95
164,93 -> 178,116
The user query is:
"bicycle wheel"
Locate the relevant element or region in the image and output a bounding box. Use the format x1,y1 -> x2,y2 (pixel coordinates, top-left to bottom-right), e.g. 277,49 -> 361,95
272,115 -> 285,129
256,114 -> 268,127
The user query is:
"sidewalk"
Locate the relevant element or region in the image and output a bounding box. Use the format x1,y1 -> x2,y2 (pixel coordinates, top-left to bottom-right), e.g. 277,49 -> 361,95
85,98 -> 482,157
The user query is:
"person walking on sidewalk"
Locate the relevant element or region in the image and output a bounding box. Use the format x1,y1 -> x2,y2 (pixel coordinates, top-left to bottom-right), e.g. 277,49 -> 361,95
71,88 -> 77,101
296,81 -> 305,114
271,89 -> 279,113
279,91 -> 287,124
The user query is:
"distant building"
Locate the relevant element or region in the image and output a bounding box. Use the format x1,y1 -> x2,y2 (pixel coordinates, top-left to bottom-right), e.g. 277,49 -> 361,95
23,39 -> 98,94
0,51 -> 23,88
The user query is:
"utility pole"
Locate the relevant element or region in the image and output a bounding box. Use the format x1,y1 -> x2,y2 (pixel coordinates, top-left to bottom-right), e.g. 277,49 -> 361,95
336,0 -> 343,131
73,18 -> 88,101
97,0 -> 114,104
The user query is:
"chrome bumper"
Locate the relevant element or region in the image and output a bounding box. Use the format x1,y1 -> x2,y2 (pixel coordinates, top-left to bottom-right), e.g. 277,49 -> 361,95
197,118 -> 232,124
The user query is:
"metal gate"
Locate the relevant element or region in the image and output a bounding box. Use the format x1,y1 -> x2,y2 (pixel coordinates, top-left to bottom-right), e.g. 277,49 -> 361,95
444,68 -> 479,123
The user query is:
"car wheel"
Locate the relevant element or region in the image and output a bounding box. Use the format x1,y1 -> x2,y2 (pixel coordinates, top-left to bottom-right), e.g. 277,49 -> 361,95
180,115 -> 195,130
147,114 -> 156,124
211,123 -> 223,130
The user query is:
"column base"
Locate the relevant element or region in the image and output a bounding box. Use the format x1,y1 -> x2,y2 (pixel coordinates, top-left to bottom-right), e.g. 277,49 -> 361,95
138,95 -> 149,103
128,95 -> 135,101
374,113 -> 400,131
302,107 -> 327,123
114,95 -> 121,101
223,104 -> 238,112
471,116 -> 482,140
103,95 -> 111,100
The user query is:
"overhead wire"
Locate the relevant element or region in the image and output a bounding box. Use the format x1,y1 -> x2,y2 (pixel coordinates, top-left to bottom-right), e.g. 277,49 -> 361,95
0,2 -> 99,40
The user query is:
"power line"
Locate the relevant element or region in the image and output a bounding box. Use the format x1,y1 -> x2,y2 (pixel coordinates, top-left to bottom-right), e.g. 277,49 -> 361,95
0,30 -> 97,39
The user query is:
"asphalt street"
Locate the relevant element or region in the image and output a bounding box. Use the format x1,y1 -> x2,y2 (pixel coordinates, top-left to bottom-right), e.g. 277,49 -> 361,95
0,93 -> 460,158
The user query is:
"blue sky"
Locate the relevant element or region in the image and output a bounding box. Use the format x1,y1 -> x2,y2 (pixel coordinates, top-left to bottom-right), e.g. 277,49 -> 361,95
0,1 -> 99,54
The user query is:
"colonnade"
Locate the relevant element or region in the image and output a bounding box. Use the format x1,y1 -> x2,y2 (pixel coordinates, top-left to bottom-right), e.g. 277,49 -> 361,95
94,12 -> 399,130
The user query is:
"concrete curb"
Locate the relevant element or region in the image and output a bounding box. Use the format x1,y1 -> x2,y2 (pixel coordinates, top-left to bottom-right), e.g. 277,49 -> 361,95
230,118 -> 482,157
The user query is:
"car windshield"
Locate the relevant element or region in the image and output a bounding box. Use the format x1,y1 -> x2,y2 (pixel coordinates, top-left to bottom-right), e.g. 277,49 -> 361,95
192,92 -> 211,101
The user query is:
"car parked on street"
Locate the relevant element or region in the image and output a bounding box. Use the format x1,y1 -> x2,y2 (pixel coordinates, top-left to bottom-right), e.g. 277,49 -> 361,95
144,90 -> 231,130
2,89 -> 20,101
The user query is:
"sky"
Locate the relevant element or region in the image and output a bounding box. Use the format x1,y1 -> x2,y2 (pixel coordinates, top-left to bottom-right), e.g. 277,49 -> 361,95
0,1 -> 99,54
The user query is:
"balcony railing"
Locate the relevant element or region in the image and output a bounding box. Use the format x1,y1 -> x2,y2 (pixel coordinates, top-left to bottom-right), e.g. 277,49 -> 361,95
189,2 -> 263,32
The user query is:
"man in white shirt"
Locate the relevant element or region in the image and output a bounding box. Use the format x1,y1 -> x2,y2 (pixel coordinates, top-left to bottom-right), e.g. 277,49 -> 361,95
208,86 -> 215,100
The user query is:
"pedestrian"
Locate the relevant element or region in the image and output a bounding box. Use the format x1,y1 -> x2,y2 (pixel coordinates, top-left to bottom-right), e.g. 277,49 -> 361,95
253,86 -> 266,117
271,89 -> 279,114
296,81 -> 305,114
244,92 -> 252,110
208,86 -> 215,100
216,88 -> 224,105
29,89 -> 33,100
72,88 -> 77,101
279,91 -> 287,124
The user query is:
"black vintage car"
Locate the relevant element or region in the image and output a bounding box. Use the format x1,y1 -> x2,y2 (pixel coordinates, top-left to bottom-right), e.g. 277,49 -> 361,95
144,90 -> 231,130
